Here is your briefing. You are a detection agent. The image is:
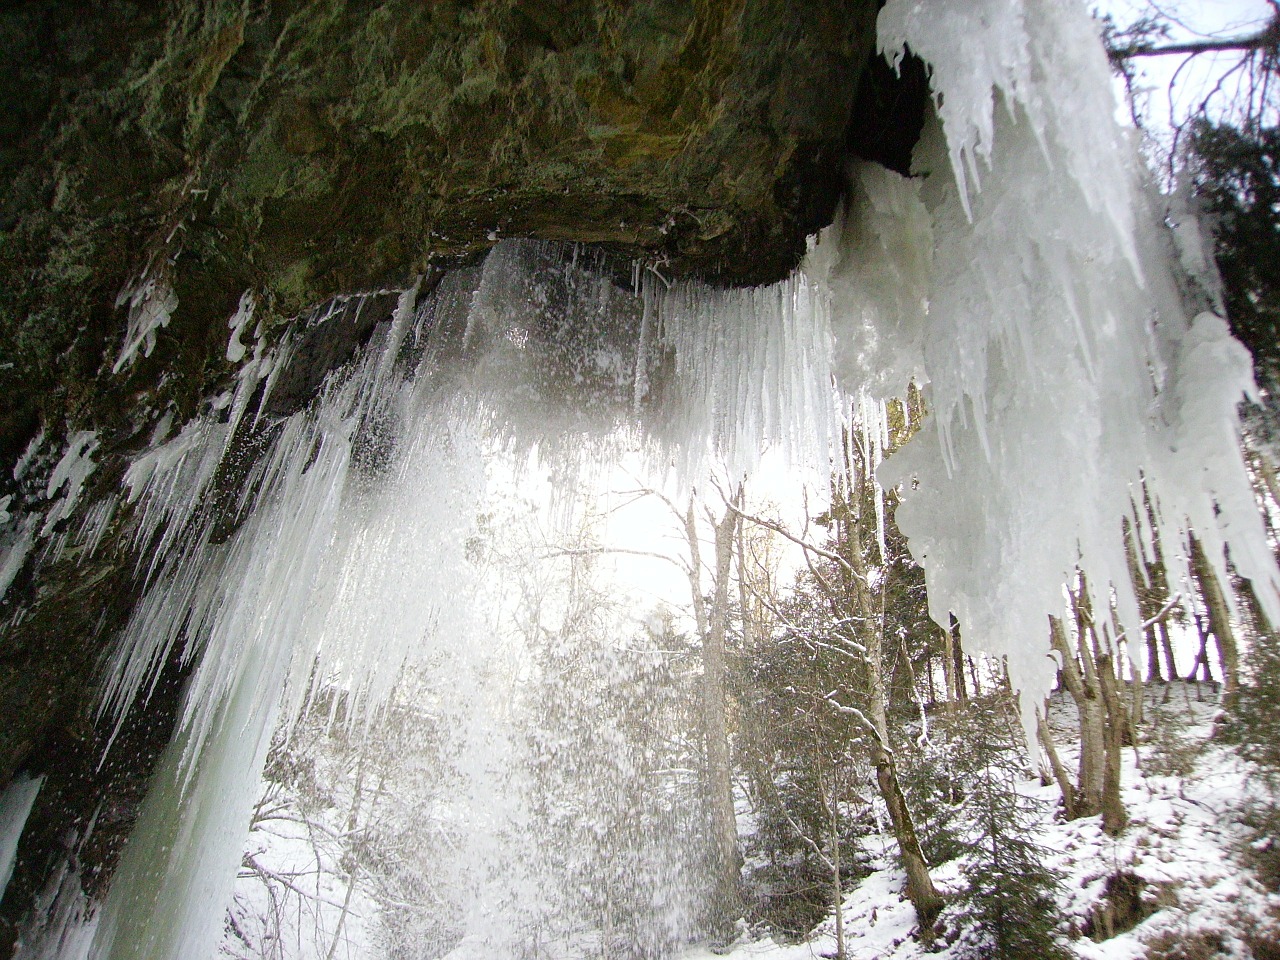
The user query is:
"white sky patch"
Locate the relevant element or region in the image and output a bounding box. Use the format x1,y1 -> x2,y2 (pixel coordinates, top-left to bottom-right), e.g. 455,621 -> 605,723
580,445 -> 829,627
1097,0 -> 1276,133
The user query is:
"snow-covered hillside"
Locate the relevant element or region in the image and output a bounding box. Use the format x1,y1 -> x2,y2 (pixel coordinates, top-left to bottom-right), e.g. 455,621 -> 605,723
707,684 -> 1279,960
221,681 -> 1280,960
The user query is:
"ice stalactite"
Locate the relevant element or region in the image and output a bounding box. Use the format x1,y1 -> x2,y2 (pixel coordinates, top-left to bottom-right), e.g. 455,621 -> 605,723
643,270 -> 839,485
70,297 -> 492,960
111,272 -> 177,376
0,775 -> 43,903
859,0 -> 1280,720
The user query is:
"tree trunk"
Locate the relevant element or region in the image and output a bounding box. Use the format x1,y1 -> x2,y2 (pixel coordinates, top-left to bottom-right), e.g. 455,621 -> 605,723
1124,515 -> 1163,685
1185,611 -> 1216,684
1037,701 -> 1078,820
836,446 -> 942,930
967,656 -> 982,699
1158,619 -> 1179,687
1049,614 -> 1105,818
951,616 -> 968,702
1247,446 -> 1280,542
1190,533 -> 1239,703
859,568 -> 940,925
1136,485 -> 1181,684
685,499 -> 743,931
1094,650 -> 1130,836
1075,584 -> 1129,834
821,773 -> 846,960
1130,650 -> 1145,731
872,739 -> 942,926
1238,573 -> 1276,636
1145,629 -> 1163,682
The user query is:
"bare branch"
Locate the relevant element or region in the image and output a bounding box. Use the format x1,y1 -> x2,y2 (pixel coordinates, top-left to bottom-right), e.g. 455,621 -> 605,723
1111,592 -> 1185,645
1108,23 -> 1278,62
824,696 -> 892,755
242,853 -> 359,913
538,545 -> 688,572
724,500 -> 859,581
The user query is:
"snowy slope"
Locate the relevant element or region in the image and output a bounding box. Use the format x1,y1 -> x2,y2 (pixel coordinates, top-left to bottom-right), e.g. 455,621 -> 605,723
703,684 -> 1280,960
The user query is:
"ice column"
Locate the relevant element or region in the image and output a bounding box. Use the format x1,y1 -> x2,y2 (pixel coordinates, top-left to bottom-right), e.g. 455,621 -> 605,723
861,0 -> 1280,714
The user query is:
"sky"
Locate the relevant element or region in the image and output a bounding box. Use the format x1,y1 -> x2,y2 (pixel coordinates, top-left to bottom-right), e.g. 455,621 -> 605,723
1097,0 -> 1276,133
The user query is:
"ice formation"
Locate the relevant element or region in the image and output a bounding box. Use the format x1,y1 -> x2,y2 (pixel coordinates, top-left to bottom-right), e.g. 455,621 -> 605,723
0,774 -> 43,903
7,0 -> 1278,956
39,432 -> 98,538
47,244 -> 743,960
224,291 -> 256,364
867,0 -> 1278,719
111,272 -> 177,375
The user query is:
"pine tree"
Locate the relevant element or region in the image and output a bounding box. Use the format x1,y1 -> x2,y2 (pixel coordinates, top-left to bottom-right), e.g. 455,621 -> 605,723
1224,584 -> 1280,890
1188,121 -> 1280,396
947,699 -> 1070,960
1226,577 -> 1280,781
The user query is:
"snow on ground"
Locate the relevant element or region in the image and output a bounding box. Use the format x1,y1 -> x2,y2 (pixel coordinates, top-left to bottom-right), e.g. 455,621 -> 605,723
223,682 -> 1278,960
684,867 -> 940,960
702,683 -> 1280,960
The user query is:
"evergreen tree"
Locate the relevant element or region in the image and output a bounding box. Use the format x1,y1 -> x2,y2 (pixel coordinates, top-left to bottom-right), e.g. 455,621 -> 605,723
731,568 -> 875,940
896,717 -> 969,869
1188,121 -> 1280,397
1224,584 -> 1280,890
946,698 -> 1070,960
1228,623 -> 1280,781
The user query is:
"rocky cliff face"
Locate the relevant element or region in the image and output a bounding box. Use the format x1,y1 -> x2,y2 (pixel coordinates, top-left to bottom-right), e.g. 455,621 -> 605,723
0,0 -> 927,945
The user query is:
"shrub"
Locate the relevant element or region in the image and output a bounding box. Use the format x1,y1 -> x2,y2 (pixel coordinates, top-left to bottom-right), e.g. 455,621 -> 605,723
1143,702 -> 1203,779
1142,927 -> 1228,960
1238,802 -> 1280,893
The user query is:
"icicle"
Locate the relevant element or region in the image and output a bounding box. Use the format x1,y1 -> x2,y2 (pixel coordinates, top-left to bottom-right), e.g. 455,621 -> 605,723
0,773 -> 43,903
809,163 -> 932,402
375,276 -> 421,387
868,0 -> 1280,730
0,515 -> 36,604
49,44 -> 1280,940
39,432 -> 99,538
861,395 -> 889,564
646,269 -> 837,487
224,290 -> 256,363
12,430 -> 45,482
633,289 -> 654,415
89,620 -> 289,960
111,273 -> 177,375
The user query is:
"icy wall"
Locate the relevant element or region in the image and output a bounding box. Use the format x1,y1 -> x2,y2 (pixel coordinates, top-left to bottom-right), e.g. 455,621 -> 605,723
869,0 -> 1278,715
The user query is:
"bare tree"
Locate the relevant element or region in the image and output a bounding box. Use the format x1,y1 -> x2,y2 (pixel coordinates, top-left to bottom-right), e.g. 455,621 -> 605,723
1189,532 -> 1242,703
727,409 -> 943,928
1042,575 -> 1134,836
1100,1 -> 1279,150
682,493 -> 746,933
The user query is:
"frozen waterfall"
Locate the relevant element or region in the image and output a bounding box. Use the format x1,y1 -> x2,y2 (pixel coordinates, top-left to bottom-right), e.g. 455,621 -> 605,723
8,0 -> 1277,957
